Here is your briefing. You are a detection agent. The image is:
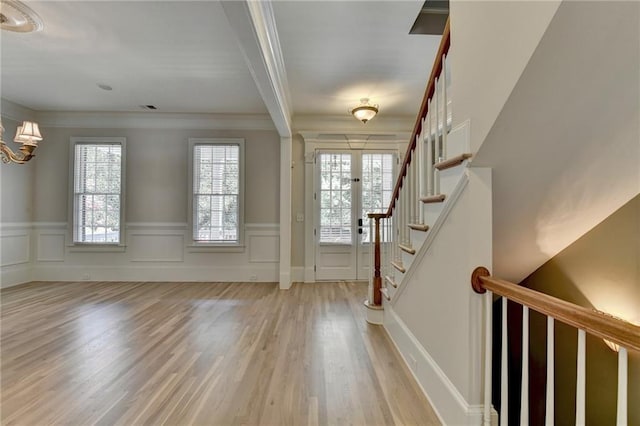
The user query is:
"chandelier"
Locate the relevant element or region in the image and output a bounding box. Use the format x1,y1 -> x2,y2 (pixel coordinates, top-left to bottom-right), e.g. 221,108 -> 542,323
350,98 -> 379,124
0,119 -> 43,164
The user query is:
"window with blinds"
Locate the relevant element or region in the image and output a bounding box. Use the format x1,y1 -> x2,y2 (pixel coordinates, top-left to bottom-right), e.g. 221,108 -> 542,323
72,142 -> 123,244
192,143 -> 240,243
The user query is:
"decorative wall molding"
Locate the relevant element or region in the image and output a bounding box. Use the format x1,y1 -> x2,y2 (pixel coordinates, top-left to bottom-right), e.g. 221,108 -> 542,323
1,222 -> 290,284
0,233 -> 30,267
34,111 -> 276,131
294,114 -> 415,134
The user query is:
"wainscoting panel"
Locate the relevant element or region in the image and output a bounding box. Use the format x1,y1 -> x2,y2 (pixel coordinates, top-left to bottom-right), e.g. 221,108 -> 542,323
18,222 -> 284,283
37,233 -> 66,262
1,233 -> 30,267
248,235 -> 280,263
129,233 -> 185,262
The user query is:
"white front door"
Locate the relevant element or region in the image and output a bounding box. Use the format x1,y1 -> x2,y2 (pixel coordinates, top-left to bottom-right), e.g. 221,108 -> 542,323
315,151 -> 396,281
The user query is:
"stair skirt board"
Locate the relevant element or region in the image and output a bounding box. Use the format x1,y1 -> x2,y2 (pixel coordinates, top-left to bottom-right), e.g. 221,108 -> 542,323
384,306 -> 492,426
390,172 -> 469,303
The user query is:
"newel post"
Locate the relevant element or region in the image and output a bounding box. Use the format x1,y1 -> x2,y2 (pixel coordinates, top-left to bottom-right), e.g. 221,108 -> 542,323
364,213 -> 386,324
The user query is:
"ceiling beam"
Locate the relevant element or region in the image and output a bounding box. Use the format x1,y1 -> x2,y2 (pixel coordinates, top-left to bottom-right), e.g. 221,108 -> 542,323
221,1 -> 292,137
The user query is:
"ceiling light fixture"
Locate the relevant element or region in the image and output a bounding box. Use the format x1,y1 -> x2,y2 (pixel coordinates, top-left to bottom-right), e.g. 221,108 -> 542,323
0,0 -> 44,33
0,119 -> 44,164
350,98 -> 379,124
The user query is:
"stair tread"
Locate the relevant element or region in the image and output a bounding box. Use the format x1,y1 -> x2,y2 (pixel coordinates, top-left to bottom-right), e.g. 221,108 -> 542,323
435,153 -> 472,171
420,194 -> 446,203
391,260 -> 406,274
408,223 -> 430,232
384,275 -> 398,288
398,243 -> 416,255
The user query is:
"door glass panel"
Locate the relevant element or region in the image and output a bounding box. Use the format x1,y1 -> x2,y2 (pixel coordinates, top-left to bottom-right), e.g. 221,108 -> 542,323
361,153 -> 394,243
319,153 -> 352,244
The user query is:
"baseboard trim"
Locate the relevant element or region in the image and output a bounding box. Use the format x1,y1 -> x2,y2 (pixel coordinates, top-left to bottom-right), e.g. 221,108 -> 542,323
1,264 -> 32,289
384,305 -> 488,426
32,264 -> 279,283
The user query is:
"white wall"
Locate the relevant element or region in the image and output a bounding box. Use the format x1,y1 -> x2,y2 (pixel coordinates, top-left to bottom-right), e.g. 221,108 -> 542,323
1,118 -> 283,287
472,1 -> 640,282
449,0 -> 561,153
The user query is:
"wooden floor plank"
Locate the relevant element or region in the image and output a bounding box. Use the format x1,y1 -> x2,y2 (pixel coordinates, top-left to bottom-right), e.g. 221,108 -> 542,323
1,281 -> 440,425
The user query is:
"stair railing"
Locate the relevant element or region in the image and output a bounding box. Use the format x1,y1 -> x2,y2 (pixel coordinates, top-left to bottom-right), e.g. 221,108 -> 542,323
367,18 -> 451,306
471,267 -> 640,426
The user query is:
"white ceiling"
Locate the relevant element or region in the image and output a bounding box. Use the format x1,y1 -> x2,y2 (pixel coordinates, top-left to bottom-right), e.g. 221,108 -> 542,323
273,1 -> 440,117
1,1 -> 267,113
1,0 -> 438,121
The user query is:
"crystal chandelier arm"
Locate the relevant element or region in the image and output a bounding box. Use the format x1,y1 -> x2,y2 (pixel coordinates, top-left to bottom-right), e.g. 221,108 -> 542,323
0,142 -> 36,164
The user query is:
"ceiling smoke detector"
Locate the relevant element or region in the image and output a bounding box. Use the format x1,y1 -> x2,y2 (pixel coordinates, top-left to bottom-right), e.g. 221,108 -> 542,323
0,0 -> 44,33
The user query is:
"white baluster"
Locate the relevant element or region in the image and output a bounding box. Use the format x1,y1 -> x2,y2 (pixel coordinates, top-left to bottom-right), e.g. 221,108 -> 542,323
483,290 -> 493,426
403,179 -> 408,243
545,317 -> 555,426
426,111 -> 433,196
441,54 -> 447,160
501,297 -> 509,426
435,77 -> 441,164
418,127 -> 425,225
617,347 -> 628,426
432,96 -> 440,196
521,306 -> 529,426
576,329 -> 586,425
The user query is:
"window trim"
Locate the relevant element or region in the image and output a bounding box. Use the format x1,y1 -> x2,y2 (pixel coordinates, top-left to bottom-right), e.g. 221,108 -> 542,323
67,137 -> 127,250
187,138 -> 245,250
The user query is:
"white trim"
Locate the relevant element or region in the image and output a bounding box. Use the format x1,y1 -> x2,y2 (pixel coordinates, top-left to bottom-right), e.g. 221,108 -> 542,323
279,136 -> 292,289
384,305 -> 495,426
391,170 -> 470,302
0,264 -> 32,288
187,138 -> 246,248
32,264 -> 280,283
294,115 -> 415,134
0,98 -> 36,122
291,266 -> 305,282
34,111 -> 275,131
67,137 -> 127,249
221,1 -> 292,137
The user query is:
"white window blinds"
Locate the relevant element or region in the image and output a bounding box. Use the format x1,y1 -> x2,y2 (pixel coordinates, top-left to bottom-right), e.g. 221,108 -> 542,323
73,143 -> 123,243
193,144 -> 240,242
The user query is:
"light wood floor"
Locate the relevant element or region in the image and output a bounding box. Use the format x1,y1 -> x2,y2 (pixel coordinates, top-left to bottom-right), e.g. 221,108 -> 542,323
1,281 -> 439,425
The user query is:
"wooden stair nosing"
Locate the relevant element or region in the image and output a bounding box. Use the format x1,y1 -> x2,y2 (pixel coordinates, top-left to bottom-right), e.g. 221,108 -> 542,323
391,260 -> 406,274
420,194 -> 446,204
398,243 -> 416,255
408,223 -> 430,232
380,287 -> 391,301
384,275 -> 398,288
435,153 -> 472,171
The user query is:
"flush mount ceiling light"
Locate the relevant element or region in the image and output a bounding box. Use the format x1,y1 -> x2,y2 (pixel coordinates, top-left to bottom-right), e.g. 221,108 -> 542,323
350,98 -> 379,124
0,0 -> 44,33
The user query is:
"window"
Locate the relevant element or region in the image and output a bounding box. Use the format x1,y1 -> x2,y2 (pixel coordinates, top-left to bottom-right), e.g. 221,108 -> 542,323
361,153 -> 394,243
189,139 -> 244,245
318,153 -> 352,244
70,138 -> 126,245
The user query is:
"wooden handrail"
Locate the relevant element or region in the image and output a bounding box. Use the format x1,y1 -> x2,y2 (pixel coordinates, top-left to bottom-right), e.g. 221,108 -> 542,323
386,18 -> 451,216
471,267 -> 640,353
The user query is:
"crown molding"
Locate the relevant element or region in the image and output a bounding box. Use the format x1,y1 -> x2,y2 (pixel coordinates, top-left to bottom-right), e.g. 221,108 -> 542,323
221,1 -> 292,137
32,111 -> 276,131
293,114 -> 415,135
0,99 -> 37,122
